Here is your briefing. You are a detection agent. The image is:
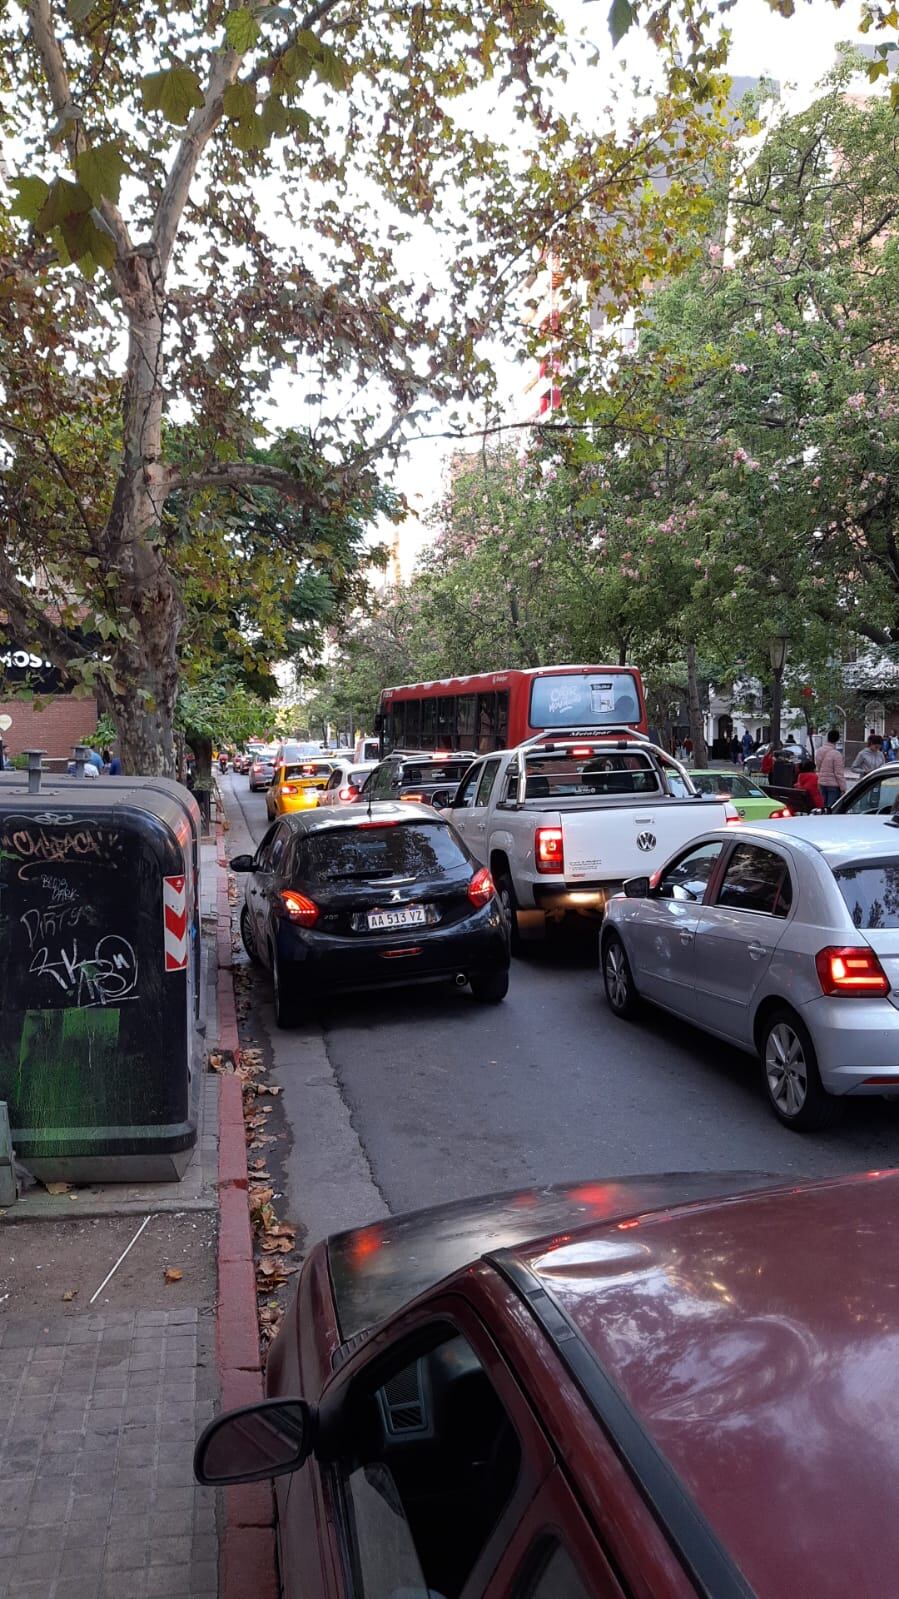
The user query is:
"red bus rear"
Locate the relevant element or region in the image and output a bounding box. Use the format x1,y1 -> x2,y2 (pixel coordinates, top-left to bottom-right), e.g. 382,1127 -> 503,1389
377,665 -> 647,754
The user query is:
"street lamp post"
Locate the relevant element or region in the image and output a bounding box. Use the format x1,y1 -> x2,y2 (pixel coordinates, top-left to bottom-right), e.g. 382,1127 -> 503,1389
769,634 -> 788,747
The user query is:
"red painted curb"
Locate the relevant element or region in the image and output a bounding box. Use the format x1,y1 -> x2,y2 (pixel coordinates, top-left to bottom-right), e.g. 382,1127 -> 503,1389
221,1528 -> 280,1599
214,844 -> 279,1599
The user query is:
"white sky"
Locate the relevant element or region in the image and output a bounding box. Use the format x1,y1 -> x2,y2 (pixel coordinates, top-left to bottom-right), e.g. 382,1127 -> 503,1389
379,0 -> 874,574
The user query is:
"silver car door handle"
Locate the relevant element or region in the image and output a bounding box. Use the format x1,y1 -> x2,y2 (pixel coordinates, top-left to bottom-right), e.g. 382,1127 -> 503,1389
679,930 -> 694,945
747,942 -> 766,960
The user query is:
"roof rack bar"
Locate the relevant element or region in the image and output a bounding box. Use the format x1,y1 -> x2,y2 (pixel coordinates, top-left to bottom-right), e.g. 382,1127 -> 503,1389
487,1250 -> 756,1599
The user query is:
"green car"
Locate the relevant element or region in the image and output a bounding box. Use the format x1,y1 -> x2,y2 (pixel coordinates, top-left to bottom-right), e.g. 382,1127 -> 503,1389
688,769 -> 791,821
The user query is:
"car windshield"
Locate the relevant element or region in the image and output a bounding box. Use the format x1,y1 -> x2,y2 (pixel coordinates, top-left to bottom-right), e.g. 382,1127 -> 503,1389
303,822 -> 469,880
692,773 -> 765,799
523,750 -> 660,799
401,762 -> 471,786
834,861 -> 899,929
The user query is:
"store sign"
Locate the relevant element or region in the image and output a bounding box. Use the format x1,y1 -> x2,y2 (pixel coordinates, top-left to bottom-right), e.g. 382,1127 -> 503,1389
0,645 -> 64,693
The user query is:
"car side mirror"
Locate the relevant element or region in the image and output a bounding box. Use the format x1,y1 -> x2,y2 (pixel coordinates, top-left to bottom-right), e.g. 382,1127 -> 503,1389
230,853 -> 256,873
624,875 -> 651,898
194,1399 -> 316,1485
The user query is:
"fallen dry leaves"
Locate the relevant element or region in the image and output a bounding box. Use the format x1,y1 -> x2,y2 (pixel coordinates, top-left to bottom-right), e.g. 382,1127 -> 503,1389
163,1268 -> 183,1284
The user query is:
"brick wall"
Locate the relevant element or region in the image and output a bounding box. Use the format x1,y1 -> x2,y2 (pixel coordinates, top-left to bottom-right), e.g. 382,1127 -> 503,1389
0,695 -> 98,760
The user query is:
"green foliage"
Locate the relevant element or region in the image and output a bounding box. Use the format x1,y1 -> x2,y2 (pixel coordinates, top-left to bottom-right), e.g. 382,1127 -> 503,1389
140,64 -> 205,124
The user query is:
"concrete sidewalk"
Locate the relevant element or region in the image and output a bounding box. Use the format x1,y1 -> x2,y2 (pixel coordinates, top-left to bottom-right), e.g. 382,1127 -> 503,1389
0,832 -> 236,1599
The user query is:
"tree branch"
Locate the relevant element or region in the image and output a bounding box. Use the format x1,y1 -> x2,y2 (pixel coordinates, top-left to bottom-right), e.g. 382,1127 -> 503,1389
173,462 -> 327,502
25,0 -> 131,258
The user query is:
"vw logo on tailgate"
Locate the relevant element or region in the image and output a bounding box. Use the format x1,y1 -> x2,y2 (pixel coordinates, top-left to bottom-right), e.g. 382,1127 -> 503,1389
636,831 -> 657,852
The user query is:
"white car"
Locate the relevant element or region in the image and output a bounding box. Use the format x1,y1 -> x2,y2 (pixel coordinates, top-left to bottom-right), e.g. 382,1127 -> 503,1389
601,815 -> 899,1131
316,759 -> 377,806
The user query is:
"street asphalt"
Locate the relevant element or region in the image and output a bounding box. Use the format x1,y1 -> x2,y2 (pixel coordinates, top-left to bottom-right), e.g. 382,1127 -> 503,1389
224,773 -> 899,1247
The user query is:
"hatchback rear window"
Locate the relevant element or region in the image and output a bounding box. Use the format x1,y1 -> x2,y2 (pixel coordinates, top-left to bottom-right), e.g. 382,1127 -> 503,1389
286,762 -> 334,779
304,822 -> 470,880
834,862 -> 899,929
400,762 -> 471,786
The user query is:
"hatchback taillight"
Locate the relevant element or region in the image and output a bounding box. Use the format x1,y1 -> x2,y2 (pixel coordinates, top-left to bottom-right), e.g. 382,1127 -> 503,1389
281,783 -> 298,796
280,890 -> 319,927
770,807 -> 793,819
815,945 -> 890,997
468,867 -> 496,908
339,787 -> 355,801
535,826 -> 564,874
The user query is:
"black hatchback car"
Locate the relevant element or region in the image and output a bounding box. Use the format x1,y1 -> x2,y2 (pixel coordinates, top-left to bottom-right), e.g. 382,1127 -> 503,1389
231,803 -> 510,1026
361,752 -> 477,808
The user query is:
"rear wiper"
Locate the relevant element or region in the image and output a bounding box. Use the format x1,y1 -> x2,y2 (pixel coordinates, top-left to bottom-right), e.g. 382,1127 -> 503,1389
328,869 -> 399,880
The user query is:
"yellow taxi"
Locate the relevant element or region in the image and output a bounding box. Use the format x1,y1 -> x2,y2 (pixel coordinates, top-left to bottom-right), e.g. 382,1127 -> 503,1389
266,758 -> 340,819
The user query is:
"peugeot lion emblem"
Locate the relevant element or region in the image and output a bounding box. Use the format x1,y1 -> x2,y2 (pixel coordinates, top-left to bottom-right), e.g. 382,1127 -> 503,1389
636,831 -> 657,853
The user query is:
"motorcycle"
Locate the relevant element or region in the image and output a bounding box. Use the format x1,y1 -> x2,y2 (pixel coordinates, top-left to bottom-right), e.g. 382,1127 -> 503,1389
219,753 -> 228,773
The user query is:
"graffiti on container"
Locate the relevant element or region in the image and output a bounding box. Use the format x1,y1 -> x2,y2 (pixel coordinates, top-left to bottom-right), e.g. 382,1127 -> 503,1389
39,875 -> 79,906
28,934 -> 139,1007
0,817 -> 122,881
20,903 -> 86,950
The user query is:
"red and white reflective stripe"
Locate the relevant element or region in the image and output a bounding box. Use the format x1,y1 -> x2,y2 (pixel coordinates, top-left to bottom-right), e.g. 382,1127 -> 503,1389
163,874 -> 188,972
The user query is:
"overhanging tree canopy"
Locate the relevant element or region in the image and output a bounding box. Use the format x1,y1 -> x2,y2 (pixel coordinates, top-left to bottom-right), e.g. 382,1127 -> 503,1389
1,0 -> 735,773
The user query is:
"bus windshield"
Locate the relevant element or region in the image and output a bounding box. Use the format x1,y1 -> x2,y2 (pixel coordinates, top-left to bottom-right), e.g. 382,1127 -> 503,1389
530,671 -> 642,730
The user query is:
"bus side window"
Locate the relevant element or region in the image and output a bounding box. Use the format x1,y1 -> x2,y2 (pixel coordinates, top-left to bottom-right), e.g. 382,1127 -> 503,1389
458,694 -> 476,749
421,697 -> 437,749
392,702 -> 405,750
404,700 -> 421,749
496,691 -> 509,748
438,696 -> 456,750
477,693 -> 496,752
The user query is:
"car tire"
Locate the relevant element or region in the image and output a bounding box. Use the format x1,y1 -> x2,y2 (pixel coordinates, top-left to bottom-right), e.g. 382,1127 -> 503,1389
469,969 -> 509,1004
240,907 -> 261,966
759,1008 -> 842,1131
495,872 -> 521,954
601,930 -> 640,1019
272,946 -> 302,1029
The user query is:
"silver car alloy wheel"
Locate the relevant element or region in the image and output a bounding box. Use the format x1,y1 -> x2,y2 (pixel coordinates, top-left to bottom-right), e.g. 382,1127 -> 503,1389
605,942 -> 629,1010
765,1022 -> 808,1117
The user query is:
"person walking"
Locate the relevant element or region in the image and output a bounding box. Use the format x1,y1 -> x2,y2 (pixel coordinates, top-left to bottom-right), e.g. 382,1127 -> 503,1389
851,733 -> 886,780
816,728 -> 846,809
796,759 -> 825,811
730,734 -> 741,765
740,729 -> 754,763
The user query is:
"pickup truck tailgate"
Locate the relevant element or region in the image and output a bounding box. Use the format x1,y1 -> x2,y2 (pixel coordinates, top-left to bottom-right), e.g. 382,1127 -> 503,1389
562,800 -> 729,883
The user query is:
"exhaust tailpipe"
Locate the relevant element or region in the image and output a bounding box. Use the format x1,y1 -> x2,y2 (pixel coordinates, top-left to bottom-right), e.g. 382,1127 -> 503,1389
455,972 -> 468,988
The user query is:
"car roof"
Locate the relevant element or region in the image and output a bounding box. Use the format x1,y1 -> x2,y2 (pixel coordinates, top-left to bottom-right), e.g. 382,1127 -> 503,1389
700,814 -> 899,866
281,800 -> 443,832
510,1169 -> 899,1598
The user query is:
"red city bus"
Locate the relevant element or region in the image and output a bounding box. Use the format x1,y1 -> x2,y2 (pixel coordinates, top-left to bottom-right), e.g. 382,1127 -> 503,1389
377,665 -> 647,754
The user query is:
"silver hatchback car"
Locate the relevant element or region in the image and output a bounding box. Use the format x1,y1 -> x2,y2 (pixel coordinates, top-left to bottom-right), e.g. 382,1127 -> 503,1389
601,816 -> 899,1131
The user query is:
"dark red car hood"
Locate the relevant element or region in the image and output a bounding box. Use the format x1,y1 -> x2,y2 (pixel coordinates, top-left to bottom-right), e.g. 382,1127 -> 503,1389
327,1171 -> 784,1342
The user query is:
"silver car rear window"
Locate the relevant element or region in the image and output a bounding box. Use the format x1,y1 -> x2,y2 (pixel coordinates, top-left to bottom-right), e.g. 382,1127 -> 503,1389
834,862 -> 899,929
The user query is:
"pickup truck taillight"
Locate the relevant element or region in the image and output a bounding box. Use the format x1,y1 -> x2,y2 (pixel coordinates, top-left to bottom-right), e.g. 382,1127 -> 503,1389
535,826 -> 564,874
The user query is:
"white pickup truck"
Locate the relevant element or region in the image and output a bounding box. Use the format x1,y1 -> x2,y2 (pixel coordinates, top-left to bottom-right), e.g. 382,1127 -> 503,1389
442,732 -> 739,941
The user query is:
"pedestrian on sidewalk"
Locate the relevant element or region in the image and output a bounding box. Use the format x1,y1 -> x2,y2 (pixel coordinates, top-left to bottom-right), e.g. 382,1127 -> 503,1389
796,759 -> 826,811
851,734 -> 886,781
816,728 -> 847,809
741,729 -> 755,763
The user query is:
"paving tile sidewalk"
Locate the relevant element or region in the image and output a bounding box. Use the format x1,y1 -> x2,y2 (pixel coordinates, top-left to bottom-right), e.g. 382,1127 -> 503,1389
0,830 -> 238,1599
0,1309 -> 218,1599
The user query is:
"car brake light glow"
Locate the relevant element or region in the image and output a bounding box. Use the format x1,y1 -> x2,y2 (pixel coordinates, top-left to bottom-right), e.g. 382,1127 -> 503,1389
815,946 -> 890,997
401,792 -> 425,802
770,807 -> 793,819
725,814 -> 743,824
357,819 -> 399,828
279,890 -> 319,927
468,867 -> 496,907
535,825 -> 564,874
338,787 -> 355,801
571,745 -> 593,757
281,784 -> 298,796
